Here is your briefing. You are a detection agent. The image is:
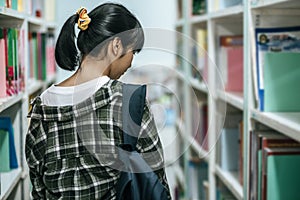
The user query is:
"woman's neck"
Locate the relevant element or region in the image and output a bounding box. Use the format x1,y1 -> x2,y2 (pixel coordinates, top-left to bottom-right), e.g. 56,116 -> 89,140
56,57 -> 110,87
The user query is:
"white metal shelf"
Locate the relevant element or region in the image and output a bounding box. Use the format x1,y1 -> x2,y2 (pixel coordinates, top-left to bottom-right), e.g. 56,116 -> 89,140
0,93 -> 24,113
27,79 -> 44,95
173,164 -> 185,186
175,18 -> 184,28
46,74 -> 57,86
215,165 -> 243,200
251,109 -> 300,142
209,5 -> 244,20
251,0 -> 300,9
0,7 -> 25,20
46,21 -> 57,29
190,78 -> 208,94
176,119 -> 210,162
188,135 -> 209,162
27,16 -> 44,26
190,14 -> 209,24
217,90 -> 244,110
0,168 -> 22,200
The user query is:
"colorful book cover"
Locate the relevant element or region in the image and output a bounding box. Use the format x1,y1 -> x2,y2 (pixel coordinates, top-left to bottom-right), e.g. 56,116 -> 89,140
0,117 -> 18,169
5,28 -> 16,96
18,29 -> 25,92
218,35 -> 243,91
226,46 -> 243,92
264,52 -> 300,112
220,128 -> 240,171
11,0 -> 17,10
0,129 -> 10,172
263,147 -> 300,200
0,0 -> 5,7
0,28 -> 6,98
255,26 -> 300,111
261,138 -> 300,200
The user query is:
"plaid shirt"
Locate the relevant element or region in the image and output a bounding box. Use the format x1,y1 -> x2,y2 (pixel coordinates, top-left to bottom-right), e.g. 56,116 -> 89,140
25,80 -> 170,200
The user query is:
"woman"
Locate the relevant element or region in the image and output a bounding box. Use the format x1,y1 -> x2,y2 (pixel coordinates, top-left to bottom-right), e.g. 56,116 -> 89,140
25,3 -> 170,199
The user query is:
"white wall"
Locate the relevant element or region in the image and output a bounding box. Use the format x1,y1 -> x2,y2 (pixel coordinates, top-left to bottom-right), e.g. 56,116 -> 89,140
55,0 -> 177,82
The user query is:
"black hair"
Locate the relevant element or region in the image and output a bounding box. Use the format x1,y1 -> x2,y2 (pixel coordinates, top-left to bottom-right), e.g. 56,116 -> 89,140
55,3 -> 145,71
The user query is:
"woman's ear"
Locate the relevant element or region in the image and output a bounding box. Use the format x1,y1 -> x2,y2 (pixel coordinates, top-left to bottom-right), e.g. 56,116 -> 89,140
112,37 -> 123,57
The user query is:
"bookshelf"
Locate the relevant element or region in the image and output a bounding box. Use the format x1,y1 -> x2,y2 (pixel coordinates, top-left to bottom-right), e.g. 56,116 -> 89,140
0,0 -> 56,199
176,0 -> 300,199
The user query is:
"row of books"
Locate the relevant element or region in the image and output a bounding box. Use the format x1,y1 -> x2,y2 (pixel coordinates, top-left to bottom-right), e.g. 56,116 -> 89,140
249,130 -> 300,200
212,0 -> 243,11
192,29 -> 243,92
254,26 -> 300,111
0,27 -> 25,98
192,28 -> 208,82
0,117 -> 18,172
192,101 -> 208,151
28,32 -> 56,81
216,114 -> 243,185
29,0 -> 56,21
188,156 -> 208,200
0,0 -> 23,11
0,0 -> 56,21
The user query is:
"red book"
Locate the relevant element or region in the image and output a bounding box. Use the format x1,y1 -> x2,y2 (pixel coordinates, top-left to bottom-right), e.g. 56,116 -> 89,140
225,46 -> 243,92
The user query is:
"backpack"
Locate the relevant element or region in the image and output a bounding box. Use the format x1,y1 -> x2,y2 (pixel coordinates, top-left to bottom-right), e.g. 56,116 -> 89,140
115,84 -> 169,200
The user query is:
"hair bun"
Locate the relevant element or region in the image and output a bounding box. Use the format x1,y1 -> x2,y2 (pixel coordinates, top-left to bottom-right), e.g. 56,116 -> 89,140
77,7 -> 91,31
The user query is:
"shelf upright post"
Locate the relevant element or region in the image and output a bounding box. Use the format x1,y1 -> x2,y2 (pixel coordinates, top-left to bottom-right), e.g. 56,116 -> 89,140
206,19 -> 217,200
244,0 -> 254,199
181,0 -> 192,199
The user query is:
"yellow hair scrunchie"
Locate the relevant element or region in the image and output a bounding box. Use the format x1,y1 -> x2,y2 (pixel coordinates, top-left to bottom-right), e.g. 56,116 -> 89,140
77,7 -> 91,31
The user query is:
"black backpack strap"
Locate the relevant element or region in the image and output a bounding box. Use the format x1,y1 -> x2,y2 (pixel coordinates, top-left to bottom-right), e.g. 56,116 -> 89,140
122,83 -> 146,150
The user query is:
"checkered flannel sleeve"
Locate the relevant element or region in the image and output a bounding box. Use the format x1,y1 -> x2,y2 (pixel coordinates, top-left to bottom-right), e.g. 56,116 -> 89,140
25,119 -> 47,199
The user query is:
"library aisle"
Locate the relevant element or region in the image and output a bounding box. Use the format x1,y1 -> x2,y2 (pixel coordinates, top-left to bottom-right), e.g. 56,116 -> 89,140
1,0 -> 300,200
175,0 -> 300,200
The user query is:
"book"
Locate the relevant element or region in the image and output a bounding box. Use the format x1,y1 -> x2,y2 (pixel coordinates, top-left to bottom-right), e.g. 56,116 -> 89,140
192,0 -> 206,15
0,129 -> 10,172
226,46 -> 243,92
195,28 -> 208,82
255,26 -> 300,111
261,137 -> 300,200
44,0 -> 56,21
249,131 -> 279,200
250,131 -> 300,200
220,128 -> 240,171
262,147 -> 300,200
218,35 -> 243,91
0,0 -> 5,7
0,117 -> 18,169
264,52 -> 300,112
0,28 -> 6,98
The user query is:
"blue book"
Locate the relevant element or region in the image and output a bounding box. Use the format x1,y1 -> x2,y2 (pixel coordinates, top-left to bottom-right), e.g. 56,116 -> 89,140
220,128 -> 240,171
255,26 -> 300,111
0,117 -> 18,169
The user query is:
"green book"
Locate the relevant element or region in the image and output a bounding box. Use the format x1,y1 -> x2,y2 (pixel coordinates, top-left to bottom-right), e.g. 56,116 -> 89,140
264,52 -> 300,112
41,33 -> 47,81
265,148 -> 300,200
0,129 -> 10,172
0,0 -> 5,7
11,0 -> 17,10
257,150 -> 262,200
